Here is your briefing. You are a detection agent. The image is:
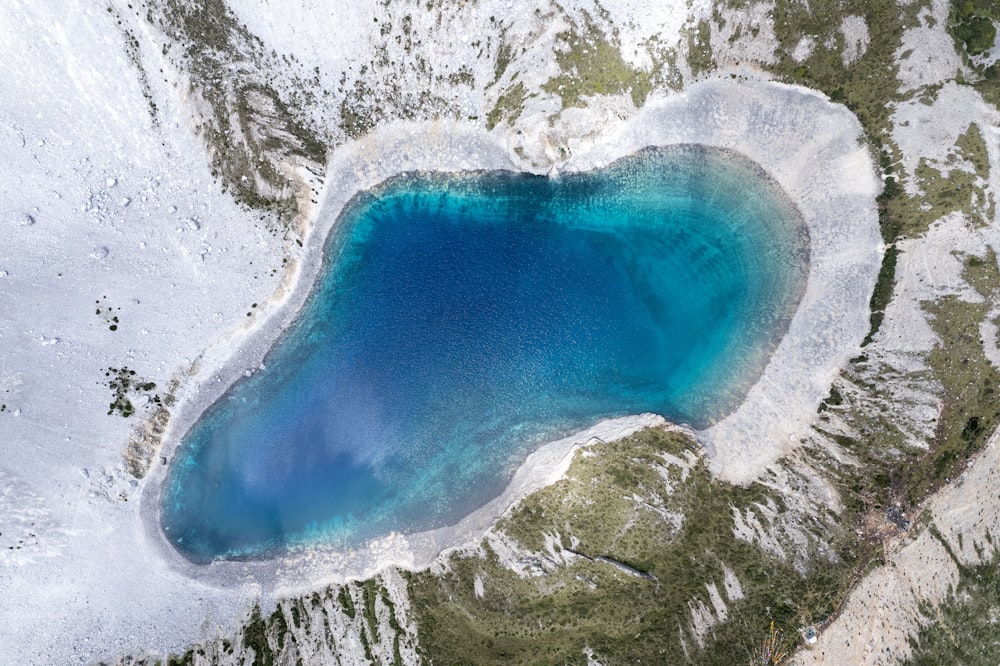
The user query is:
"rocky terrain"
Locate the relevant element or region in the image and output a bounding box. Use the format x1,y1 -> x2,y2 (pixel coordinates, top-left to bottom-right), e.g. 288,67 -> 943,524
1,0 -> 998,663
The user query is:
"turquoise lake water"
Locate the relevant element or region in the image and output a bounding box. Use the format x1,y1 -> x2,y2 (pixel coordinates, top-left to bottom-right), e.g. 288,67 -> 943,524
161,146 -> 809,562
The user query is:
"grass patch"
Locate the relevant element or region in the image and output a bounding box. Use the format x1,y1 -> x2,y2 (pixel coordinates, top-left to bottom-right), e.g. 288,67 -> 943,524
542,14 -> 652,109
762,0 -> 941,320
493,41 -> 513,84
486,81 -> 528,130
768,0 -> 921,141
242,603 -> 275,666
950,0 -> 997,55
862,243 -> 900,346
905,553 -> 1000,664
408,428 -> 856,664
911,250 -> 1000,503
362,579 -> 381,644
947,0 -> 1000,109
686,19 -> 715,76
887,153 -> 991,235
955,122 -> 992,186
337,584 -> 356,619
826,251 -> 1000,518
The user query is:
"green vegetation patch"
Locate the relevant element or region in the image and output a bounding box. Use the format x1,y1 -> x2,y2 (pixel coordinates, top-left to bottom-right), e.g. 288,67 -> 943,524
408,428 -> 856,664
951,0 -> 997,55
152,0 -> 327,224
955,122 -> 992,182
362,579 -> 381,644
862,242 -> 899,345
768,0 -> 921,140
685,19 -> 716,77
333,3 -> 487,138
242,603 -> 276,666
486,81 -> 528,130
542,14 -> 652,108
887,156 -> 988,236
905,552 -> 1000,664
955,15 -> 996,55
642,37 -> 685,92
884,121 -> 993,236
821,250 -> 1000,519
915,250 -> 1000,502
948,0 -> 1000,108
104,366 -> 158,418
493,41 -> 513,85
761,0 -> 932,329
337,584 -> 356,619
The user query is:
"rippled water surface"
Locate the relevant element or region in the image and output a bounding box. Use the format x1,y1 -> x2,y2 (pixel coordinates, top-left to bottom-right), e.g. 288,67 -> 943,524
161,146 -> 808,561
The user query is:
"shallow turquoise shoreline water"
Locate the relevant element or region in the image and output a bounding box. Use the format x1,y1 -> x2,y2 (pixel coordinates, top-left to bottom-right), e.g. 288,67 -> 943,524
161,145 -> 808,562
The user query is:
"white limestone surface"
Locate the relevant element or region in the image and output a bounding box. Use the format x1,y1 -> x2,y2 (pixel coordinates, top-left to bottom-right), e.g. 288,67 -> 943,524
839,15 -> 870,66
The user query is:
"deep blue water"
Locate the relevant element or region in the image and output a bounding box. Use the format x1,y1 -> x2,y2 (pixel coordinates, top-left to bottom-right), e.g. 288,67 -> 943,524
161,146 -> 808,562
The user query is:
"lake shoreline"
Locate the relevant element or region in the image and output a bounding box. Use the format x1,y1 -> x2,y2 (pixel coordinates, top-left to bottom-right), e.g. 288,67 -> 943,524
140,77 -> 882,593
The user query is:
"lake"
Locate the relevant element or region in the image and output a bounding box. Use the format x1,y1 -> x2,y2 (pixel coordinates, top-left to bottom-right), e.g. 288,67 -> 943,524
160,145 -> 808,562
